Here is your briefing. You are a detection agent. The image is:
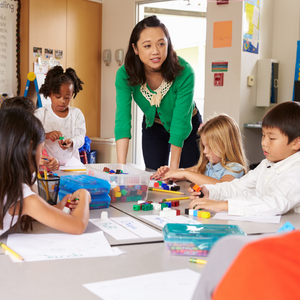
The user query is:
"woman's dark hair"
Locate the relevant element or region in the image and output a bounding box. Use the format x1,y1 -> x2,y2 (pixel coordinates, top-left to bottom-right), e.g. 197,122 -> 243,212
0,108 -> 45,232
0,96 -> 36,113
125,15 -> 184,86
39,66 -> 84,99
262,101 -> 300,144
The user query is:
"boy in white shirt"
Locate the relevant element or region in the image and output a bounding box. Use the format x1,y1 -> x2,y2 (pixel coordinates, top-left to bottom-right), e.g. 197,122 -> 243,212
189,101 -> 300,216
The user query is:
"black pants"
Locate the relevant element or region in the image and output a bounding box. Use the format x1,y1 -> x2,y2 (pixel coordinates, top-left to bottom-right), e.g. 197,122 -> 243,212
142,110 -> 202,170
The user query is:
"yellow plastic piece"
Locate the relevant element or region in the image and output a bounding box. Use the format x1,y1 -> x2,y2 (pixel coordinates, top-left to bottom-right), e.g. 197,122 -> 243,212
115,192 -> 121,198
27,72 -> 36,81
197,211 -> 211,218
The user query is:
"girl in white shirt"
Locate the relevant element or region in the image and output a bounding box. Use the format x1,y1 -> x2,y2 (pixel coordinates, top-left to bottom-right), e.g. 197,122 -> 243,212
35,66 -> 86,166
0,108 -> 90,236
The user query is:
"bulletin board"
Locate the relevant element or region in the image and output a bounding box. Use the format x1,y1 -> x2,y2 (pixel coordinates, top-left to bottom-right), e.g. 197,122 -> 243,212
243,0 -> 261,54
0,0 -> 20,96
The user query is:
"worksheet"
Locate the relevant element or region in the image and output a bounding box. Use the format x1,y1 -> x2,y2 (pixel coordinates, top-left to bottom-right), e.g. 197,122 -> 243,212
110,217 -> 162,238
213,212 -> 281,224
6,231 -> 123,262
83,268 -> 201,300
89,218 -> 140,240
140,215 -> 202,229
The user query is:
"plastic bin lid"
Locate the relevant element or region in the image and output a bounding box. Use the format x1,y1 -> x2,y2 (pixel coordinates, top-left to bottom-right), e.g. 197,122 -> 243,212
59,174 -> 111,195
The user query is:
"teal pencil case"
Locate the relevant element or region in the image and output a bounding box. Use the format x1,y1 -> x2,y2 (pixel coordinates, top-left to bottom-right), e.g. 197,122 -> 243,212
162,223 -> 246,256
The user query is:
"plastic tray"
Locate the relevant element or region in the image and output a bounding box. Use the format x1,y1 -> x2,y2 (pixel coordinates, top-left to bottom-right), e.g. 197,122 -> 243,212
86,163 -> 150,202
59,174 -> 111,195
162,223 -> 246,256
58,189 -> 110,210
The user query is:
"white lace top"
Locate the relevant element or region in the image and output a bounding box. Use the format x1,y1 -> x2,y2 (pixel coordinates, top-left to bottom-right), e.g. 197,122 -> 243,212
140,80 -> 173,107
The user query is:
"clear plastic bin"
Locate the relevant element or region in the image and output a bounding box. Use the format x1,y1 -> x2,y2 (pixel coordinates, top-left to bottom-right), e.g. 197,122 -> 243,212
162,223 -> 246,256
86,163 -> 150,202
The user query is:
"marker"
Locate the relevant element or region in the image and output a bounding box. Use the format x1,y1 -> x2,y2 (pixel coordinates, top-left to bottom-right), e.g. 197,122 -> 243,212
189,258 -> 207,265
148,187 -> 184,195
43,158 -> 49,162
162,196 -> 190,201
0,242 -> 23,261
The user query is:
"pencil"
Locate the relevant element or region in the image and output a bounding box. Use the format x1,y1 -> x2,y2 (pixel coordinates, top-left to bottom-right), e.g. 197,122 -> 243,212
0,242 -> 23,261
61,169 -> 86,172
162,197 -> 190,201
148,187 -> 184,195
37,172 -> 47,191
43,167 -> 51,200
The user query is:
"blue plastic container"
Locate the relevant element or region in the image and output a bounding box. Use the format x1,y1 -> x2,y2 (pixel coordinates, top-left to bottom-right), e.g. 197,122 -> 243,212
162,223 -> 246,256
59,174 -> 110,196
59,189 -> 110,210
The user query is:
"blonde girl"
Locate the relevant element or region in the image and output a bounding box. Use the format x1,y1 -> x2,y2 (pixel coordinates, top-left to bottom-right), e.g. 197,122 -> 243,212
152,114 -> 248,185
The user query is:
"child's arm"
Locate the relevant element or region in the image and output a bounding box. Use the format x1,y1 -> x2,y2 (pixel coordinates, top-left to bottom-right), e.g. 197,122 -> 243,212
22,189 -> 91,234
162,169 -> 236,185
151,165 -> 197,181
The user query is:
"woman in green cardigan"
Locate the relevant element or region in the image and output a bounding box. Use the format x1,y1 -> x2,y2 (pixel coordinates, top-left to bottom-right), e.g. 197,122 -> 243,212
114,15 -> 202,171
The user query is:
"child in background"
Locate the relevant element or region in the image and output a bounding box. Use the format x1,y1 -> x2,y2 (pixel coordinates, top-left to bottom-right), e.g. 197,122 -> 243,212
189,101 -> 300,216
0,96 -> 59,171
0,108 -> 91,236
152,114 -> 248,185
35,66 -> 86,166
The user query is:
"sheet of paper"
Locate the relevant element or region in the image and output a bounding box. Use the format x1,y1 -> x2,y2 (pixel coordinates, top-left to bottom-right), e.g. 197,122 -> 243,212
213,212 -> 281,224
59,157 -> 85,170
213,21 -> 232,48
140,215 -> 201,229
165,215 -> 202,225
140,215 -> 176,228
6,232 -> 122,262
252,5 -> 259,28
89,218 -> 140,240
83,269 -> 201,300
110,217 -> 162,238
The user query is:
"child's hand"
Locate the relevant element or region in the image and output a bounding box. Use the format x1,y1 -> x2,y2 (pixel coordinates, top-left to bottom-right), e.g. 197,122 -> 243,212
58,138 -> 73,150
56,193 -> 73,210
189,198 -> 228,212
188,185 -> 209,199
46,156 -> 59,171
162,169 -> 186,181
151,166 -> 171,180
46,131 -> 62,142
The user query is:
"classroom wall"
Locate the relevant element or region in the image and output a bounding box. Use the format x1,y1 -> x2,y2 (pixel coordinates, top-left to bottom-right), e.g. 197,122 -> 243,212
100,0 -> 300,164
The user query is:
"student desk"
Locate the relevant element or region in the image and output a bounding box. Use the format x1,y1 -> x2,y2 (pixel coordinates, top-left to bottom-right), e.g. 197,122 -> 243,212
0,206 -> 163,255
110,179 -> 300,235
0,241 -> 204,300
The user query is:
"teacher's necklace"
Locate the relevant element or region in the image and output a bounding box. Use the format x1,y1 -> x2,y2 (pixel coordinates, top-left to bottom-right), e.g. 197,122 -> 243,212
140,79 -> 173,107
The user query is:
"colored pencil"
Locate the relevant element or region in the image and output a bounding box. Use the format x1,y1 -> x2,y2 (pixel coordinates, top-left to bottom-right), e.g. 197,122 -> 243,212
0,242 -> 23,261
43,167 -> 51,200
162,197 -> 190,201
148,187 -> 184,195
37,172 -> 47,191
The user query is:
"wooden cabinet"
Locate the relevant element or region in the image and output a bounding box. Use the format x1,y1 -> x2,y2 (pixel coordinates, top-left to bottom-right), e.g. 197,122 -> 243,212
20,0 -> 102,137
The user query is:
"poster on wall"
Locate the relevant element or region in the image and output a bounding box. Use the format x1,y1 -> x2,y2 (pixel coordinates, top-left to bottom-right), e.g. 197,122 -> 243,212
243,0 -> 261,54
0,1 -> 19,96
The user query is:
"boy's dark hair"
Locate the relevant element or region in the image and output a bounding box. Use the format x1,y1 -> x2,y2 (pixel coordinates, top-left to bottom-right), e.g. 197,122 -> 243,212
39,66 -> 84,99
262,101 -> 300,144
0,108 -> 45,232
0,96 -> 36,113
124,15 -> 183,86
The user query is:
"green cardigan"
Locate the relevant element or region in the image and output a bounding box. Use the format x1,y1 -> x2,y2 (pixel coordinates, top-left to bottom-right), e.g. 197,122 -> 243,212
114,56 -> 195,148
